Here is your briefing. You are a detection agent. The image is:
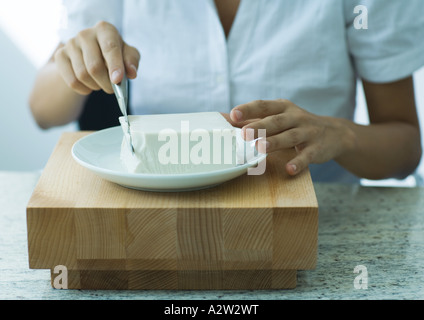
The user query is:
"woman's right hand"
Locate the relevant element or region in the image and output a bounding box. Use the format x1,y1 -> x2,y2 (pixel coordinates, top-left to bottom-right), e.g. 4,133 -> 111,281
54,21 -> 140,95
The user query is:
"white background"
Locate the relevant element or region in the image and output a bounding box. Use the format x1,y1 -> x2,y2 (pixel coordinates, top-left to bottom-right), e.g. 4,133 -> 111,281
0,0 -> 423,186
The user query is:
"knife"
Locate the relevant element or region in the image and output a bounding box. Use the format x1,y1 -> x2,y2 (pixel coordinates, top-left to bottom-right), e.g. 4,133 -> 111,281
112,73 -> 135,155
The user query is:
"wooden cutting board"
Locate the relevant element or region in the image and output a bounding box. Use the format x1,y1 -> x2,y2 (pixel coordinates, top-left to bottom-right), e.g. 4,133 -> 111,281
27,132 -> 318,290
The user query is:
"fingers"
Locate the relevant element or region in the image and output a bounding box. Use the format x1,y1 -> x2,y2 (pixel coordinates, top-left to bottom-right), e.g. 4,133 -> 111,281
95,22 -> 141,83
229,99 -> 326,176
220,113 -> 259,128
286,145 -> 315,176
55,46 -> 92,96
55,21 -> 141,95
123,44 -> 141,80
230,99 -> 291,123
241,113 -> 299,140
68,38 -> 102,92
79,33 -> 112,93
95,21 -> 125,85
264,128 -> 310,152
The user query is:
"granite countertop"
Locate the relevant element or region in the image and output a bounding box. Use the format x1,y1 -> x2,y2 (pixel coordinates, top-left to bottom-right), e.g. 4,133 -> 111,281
1,171 -> 423,300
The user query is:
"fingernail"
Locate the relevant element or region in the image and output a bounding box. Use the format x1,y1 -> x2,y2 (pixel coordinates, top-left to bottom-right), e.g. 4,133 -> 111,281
289,164 -> 297,174
111,69 -> 121,83
130,64 -> 138,76
231,109 -> 243,122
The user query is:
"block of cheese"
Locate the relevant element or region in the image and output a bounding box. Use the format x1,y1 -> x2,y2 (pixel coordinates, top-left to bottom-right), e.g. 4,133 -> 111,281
119,112 -> 240,174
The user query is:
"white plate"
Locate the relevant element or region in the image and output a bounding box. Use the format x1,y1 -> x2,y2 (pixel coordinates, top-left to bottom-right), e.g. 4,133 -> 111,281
72,127 -> 267,192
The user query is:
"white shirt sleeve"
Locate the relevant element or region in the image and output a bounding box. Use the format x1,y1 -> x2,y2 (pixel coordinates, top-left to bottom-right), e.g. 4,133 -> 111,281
345,0 -> 424,83
58,0 -> 123,43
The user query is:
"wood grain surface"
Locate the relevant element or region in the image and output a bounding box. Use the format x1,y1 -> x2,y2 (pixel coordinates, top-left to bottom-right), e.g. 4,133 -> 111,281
27,132 -> 318,290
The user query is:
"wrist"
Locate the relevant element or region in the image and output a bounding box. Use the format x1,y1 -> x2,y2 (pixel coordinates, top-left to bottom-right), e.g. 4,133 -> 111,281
326,117 -> 358,162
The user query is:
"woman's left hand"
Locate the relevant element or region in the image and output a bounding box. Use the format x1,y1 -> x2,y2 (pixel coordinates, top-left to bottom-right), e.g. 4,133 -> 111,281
229,99 -> 356,176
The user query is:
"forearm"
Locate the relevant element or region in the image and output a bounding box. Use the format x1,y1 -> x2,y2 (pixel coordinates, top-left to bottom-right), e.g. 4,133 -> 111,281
334,118 -> 422,180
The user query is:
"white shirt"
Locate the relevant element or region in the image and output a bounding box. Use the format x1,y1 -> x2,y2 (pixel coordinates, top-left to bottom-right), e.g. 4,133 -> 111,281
59,0 -> 424,182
